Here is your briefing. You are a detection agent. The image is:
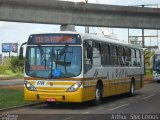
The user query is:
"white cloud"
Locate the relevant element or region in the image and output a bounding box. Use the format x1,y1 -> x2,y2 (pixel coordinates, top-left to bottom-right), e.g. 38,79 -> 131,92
0,21 -> 61,54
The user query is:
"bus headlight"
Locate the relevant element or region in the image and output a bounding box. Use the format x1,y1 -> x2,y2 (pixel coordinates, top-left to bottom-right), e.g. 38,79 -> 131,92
67,82 -> 82,92
25,81 -> 36,91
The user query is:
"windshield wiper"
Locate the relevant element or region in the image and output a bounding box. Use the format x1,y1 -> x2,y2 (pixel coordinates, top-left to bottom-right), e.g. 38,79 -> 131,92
50,45 -> 70,78
54,44 -> 69,70
57,44 -> 68,60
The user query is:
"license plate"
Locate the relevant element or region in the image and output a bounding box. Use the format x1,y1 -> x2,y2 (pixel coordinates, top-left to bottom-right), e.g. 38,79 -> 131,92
46,98 -> 56,102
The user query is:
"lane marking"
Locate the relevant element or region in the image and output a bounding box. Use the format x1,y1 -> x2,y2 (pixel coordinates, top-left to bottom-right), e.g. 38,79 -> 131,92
96,107 -> 105,111
62,117 -> 73,120
142,94 -> 155,100
108,104 -> 129,111
82,111 -> 91,114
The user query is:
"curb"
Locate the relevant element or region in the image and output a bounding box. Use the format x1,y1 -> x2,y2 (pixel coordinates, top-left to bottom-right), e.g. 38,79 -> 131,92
0,78 -> 23,81
0,102 -> 44,113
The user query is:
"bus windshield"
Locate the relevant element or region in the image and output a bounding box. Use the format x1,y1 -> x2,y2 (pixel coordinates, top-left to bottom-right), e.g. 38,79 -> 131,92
153,55 -> 160,70
26,46 -> 81,79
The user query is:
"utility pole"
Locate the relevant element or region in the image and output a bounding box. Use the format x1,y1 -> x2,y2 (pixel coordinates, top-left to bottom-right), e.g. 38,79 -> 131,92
85,0 -> 89,33
142,5 -> 145,48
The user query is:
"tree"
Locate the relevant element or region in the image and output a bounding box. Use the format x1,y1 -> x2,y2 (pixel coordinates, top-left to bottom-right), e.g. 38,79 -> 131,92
9,56 -> 25,73
144,49 -> 155,68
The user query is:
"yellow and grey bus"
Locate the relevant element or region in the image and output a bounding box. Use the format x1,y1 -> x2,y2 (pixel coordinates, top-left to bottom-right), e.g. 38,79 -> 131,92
20,32 -> 144,104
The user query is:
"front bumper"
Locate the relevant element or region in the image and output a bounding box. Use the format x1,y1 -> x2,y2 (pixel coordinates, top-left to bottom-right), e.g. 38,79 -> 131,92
24,87 -> 83,102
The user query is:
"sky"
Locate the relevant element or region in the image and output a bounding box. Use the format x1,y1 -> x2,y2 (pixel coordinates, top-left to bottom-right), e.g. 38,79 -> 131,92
0,0 -> 160,56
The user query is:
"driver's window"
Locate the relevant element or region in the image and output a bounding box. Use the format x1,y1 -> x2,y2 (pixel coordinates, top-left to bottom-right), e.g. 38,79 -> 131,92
84,41 -> 92,74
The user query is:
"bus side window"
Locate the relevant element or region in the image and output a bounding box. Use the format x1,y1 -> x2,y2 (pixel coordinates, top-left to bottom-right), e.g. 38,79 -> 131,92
110,45 -> 117,65
84,41 -> 92,73
136,50 -> 141,67
124,48 -> 131,66
101,43 -> 109,65
131,49 -> 136,66
117,46 -> 124,66
92,42 -> 101,66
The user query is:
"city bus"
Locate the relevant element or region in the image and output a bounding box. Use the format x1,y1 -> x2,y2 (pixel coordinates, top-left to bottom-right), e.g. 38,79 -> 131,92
153,50 -> 160,82
20,32 -> 144,104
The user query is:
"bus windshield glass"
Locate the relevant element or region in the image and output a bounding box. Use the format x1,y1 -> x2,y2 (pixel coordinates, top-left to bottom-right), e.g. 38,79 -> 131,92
153,55 -> 160,70
26,46 -> 81,79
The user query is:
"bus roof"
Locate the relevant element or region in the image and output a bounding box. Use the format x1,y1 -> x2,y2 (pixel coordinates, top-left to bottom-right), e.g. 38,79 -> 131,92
79,32 -> 142,50
29,31 -> 143,50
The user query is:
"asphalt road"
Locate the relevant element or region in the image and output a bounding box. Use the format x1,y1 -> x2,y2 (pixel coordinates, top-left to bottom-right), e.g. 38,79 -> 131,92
0,79 -> 23,86
1,82 -> 160,120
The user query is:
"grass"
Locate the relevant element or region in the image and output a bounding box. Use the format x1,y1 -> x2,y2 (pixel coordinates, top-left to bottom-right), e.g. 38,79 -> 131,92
0,70 -> 23,80
0,88 -> 33,109
0,74 -> 23,80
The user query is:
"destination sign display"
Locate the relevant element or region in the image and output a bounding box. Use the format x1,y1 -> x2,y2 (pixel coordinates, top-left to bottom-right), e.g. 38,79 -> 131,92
28,34 -> 81,45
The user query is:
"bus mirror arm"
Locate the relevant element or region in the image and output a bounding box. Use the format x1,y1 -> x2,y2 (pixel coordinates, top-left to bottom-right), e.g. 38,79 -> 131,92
19,42 -> 27,59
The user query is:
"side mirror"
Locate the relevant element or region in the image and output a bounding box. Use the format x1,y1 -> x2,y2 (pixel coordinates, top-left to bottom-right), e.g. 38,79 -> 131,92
19,42 -> 27,59
19,47 -> 23,59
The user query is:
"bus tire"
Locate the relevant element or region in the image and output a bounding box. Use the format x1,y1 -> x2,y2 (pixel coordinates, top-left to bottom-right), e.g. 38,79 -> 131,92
94,84 -> 102,105
129,81 -> 135,97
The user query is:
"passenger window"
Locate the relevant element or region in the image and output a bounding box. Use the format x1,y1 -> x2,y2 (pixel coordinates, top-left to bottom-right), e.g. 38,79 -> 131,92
131,49 -> 136,66
124,48 -> 131,66
110,45 -> 117,65
92,42 -> 101,66
101,43 -> 110,65
136,50 -> 141,67
117,47 -> 124,66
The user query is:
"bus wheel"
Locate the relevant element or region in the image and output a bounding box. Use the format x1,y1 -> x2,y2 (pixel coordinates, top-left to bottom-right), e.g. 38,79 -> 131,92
129,81 -> 135,96
94,84 -> 102,105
